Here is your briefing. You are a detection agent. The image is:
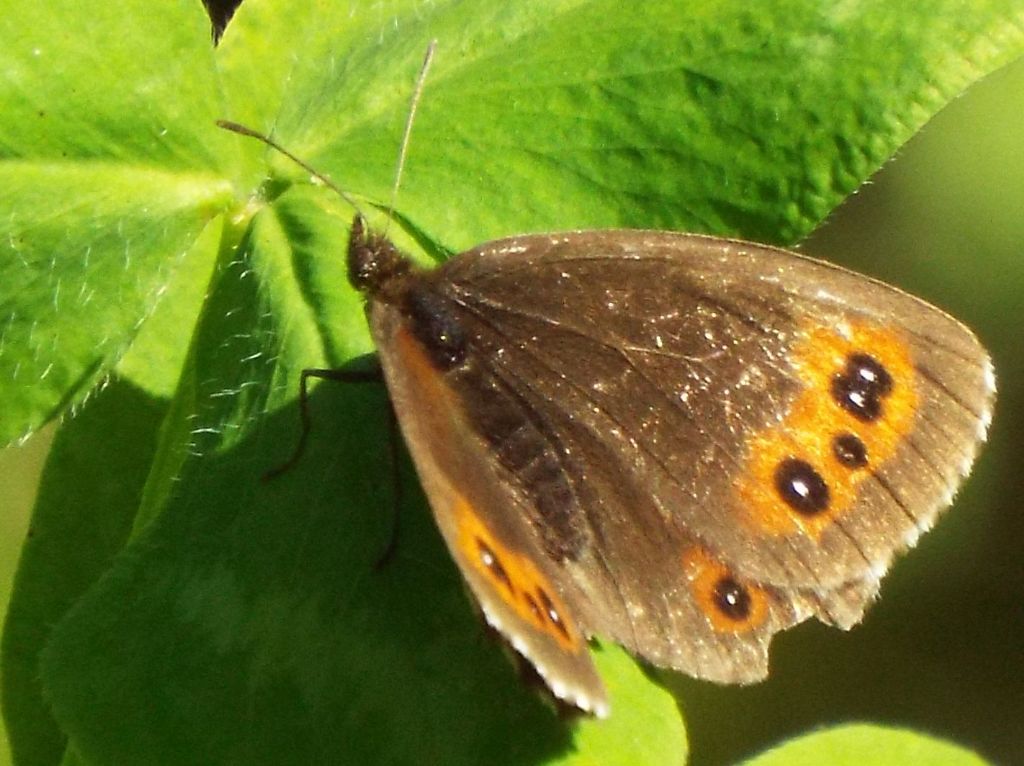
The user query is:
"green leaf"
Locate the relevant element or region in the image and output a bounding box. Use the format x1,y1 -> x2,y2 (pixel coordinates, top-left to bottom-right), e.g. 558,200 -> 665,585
42,216 -> 595,765
1,381 -> 166,766
560,644 -> 688,765
741,724 -> 990,766
0,0 -> 235,444
217,0 -> 1024,250
0,0 -> 1020,765
0,166 -> 230,444
115,217 -> 224,399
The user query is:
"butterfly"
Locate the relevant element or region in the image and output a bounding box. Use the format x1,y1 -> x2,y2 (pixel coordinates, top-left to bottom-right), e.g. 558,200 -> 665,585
337,213 -> 994,716
219,41 -> 994,714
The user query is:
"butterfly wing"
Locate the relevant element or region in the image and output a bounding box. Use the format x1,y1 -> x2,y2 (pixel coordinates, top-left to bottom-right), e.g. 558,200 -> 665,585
417,230 -> 993,682
368,299 -> 610,715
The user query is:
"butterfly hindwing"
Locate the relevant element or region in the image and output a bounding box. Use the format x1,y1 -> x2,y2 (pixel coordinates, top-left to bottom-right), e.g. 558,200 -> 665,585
368,298 -> 610,715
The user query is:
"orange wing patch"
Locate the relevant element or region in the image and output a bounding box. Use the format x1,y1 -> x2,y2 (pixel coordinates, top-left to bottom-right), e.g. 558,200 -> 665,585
392,323 -> 584,654
683,547 -> 770,633
453,495 -> 583,653
737,321 -> 918,538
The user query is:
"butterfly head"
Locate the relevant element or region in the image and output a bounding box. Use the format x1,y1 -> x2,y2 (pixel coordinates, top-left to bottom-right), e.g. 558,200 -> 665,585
347,215 -> 413,298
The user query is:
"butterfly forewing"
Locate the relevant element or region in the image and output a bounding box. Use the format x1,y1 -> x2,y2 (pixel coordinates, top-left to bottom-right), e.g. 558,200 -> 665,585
425,231 -> 993,644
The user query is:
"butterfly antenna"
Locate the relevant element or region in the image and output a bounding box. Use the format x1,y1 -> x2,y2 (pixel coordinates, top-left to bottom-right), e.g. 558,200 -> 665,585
215,119 -> 362,214
385,39 -> 437,234
217,40 -> 436,227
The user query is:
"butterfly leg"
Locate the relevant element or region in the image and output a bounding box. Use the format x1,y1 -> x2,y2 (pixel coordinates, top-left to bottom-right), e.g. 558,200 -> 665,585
374,403 -> 403,570
263,357 -> 383,481
263,357 -> 403,567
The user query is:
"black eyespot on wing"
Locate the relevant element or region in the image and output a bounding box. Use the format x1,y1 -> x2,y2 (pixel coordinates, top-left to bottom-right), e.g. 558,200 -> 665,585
712,576 -> 752,621
831,352 -> 893,422
536,587 -> 571,641
477,539 -> 513,592
832,432 -> 869,468
774,457 -> 830,515
522,591 -> 542,622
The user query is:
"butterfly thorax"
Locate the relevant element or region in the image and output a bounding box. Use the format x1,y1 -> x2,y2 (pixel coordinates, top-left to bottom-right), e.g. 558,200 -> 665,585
353,232 -> 591,564
346,217 -> 469,373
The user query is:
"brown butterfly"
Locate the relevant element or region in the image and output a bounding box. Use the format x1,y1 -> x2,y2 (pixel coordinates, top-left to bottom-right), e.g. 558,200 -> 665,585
344,214 -> 994,716
220,44 -> 994,716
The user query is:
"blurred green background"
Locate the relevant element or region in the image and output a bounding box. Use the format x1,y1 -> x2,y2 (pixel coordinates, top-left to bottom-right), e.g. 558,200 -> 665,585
0,50 -> 1021,766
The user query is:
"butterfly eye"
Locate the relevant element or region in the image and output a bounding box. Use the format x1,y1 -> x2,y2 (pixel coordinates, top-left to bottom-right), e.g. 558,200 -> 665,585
347,217 -> 410,293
